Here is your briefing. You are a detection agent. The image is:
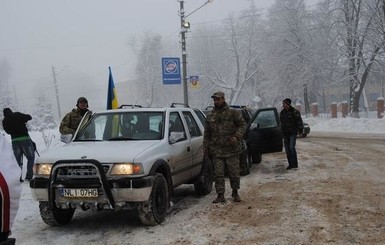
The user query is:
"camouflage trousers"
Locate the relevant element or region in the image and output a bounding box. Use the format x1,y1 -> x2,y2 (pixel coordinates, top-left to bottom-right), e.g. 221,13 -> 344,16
212,155 -> 240,194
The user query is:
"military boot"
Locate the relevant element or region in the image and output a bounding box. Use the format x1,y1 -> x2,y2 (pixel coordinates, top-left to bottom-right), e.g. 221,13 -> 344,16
212,193 -> 226,203
232,189 -> 241,202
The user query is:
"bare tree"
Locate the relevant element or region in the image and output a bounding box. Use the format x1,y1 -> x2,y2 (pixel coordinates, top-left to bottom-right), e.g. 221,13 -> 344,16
189,1 -> 267,107
331,0 -> 385,117
128,32 -> 184,107
264,0 -> 316,107
0,58 -> 17,117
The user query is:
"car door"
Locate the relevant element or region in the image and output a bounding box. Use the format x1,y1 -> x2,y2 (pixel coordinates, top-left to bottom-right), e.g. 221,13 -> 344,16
168,112 -> 193,186
247,107 -> 283,162
182,111 -> 204,178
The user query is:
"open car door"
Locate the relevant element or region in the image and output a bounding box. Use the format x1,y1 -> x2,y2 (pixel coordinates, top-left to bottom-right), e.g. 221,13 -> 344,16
247,107 -> 283,163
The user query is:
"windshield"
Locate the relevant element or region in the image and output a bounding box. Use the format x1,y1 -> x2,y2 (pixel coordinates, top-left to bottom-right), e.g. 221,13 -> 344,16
74,112 -> 164,141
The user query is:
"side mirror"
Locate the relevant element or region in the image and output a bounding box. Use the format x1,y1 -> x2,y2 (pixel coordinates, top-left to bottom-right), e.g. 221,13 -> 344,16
60,134 -> 73,144
249,123 -> 259,131
169,132 -> 185,144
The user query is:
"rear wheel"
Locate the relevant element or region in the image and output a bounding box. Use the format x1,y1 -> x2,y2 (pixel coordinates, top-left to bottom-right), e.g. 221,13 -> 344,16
252,152 -> 262,164
194,157 -> 213,195
39,201 -> 75,226
138,174 -> 168,226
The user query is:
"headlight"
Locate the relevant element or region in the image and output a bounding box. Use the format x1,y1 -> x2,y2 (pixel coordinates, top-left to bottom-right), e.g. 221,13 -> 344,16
110,163 -> 144,175
33,163 -> 53,177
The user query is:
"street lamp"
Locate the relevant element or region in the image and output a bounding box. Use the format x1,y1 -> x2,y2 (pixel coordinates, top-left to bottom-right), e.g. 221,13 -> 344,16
178,0 -> 213,105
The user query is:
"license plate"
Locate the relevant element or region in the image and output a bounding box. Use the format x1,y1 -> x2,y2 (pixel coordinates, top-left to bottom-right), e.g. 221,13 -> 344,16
60,188 -> 98,198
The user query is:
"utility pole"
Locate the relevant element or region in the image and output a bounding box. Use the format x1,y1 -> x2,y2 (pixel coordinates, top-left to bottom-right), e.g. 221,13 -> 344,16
178,0 -> 213,106
303,83 -> 310,118
52,65 -> 61,120
179,0 -> 188,105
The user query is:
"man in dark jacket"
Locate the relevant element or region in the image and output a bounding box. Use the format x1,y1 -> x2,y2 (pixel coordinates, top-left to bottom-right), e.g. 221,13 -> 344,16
280,98 -> 303,170
2,108 -> 35,181
59,97 -> 90,135
203,92 -> 246,203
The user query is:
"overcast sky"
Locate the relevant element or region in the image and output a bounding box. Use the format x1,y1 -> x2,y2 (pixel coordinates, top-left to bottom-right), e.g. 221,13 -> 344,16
0,0 -> 317,113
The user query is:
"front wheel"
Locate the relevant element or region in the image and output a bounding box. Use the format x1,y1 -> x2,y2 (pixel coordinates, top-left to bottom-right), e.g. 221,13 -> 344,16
239,150 -> 251,176
138,174 -> 169,226
39,201 -> 75,226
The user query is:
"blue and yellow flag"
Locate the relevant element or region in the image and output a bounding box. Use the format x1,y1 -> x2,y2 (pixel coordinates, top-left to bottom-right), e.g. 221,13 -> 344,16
107,66 -> 119,110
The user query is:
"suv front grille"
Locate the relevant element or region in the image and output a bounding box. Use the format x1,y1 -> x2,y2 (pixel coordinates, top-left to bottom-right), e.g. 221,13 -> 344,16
57,165 -> 110,177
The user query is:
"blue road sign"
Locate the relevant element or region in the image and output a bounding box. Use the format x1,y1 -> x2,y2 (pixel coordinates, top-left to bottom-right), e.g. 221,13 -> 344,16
162,57 -> 181,84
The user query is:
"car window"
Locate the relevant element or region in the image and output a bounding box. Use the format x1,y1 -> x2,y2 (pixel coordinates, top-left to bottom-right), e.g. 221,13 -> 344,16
130,112 -> 163,139
183,111 -> 202,138
193,108 -> 207,126
169,112 -> 187,141
251,110 -> 278,129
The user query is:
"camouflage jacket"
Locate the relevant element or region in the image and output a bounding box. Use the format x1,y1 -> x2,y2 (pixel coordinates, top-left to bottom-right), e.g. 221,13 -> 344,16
280,106 -> 303,136
203,103 -> 246,158
59,108 -> 88,135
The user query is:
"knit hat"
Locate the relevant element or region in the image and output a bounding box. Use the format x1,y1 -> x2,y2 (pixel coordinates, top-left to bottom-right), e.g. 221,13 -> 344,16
76,97 -> 88,106
3,108 -> 12,117
282,98 -> 292,106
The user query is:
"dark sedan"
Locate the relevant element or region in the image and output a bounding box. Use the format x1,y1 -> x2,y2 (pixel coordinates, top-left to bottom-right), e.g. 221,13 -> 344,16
298,122 -> 310,137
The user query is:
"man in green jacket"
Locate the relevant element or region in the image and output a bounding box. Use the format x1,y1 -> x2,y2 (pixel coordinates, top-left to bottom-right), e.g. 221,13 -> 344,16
203,92 -> 246,203
2,108 -> 35,181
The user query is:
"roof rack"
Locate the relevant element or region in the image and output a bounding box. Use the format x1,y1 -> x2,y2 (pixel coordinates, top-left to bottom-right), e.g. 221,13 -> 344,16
118,104 -> 143,109
170,103 -> 190,108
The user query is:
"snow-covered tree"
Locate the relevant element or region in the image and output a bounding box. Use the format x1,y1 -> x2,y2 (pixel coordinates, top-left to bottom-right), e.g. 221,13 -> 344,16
327,0 -> 385,117
264,0 -> 316,107
129,32 -> 181,107
189,1 -> 267,108
0,58 -> 18,129
29,94 -> 57,131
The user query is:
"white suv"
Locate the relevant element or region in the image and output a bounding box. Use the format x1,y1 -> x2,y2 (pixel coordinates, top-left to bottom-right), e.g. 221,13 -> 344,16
30,105 -> 213,226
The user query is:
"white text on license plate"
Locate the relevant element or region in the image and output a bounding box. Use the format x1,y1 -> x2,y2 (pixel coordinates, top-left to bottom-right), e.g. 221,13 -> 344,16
61,188 -> 98,198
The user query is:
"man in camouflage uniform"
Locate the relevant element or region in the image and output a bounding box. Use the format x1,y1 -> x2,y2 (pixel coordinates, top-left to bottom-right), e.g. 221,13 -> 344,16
203,92 -> 246,203
59,97 -> 90,135
280,98 -> 303,170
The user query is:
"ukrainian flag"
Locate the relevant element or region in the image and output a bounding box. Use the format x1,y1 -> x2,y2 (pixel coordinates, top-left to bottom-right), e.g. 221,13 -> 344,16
107,66 -> 119,109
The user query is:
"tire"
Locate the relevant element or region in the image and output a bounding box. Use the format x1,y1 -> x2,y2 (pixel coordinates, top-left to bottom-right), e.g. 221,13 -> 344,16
138,174 -> 169,226
252,152 -> 262,164
194,157 -> 214,196
39,201 -> 75,226
239,150 -> 251,176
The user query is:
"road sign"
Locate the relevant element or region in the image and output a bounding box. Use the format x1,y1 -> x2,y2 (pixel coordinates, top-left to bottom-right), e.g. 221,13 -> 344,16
190,75 -> 200,89
162,57 -> 181,84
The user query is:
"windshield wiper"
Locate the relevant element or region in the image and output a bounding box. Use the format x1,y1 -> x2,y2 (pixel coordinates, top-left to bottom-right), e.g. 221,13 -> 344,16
107,137 -> 136,141
73,139 -> 102,142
